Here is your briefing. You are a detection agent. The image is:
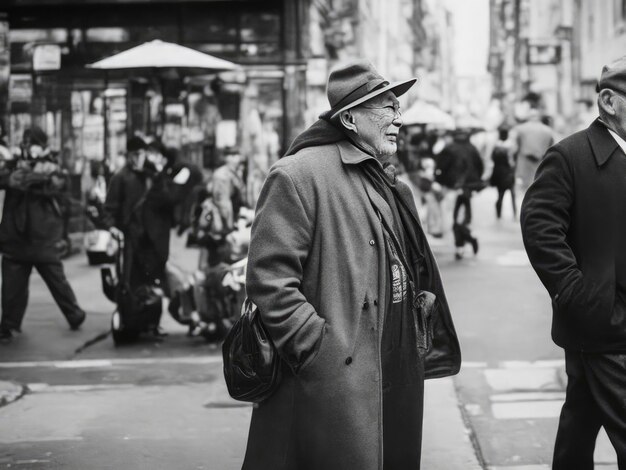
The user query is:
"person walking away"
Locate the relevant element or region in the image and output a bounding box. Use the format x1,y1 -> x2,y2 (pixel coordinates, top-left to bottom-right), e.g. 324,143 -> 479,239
0,127 -> 85,341
490,127 -> 516,219
436,128 -> 483,260
242,60 -> 461,470
511,108 -> 554,191
521,57 -> 626,469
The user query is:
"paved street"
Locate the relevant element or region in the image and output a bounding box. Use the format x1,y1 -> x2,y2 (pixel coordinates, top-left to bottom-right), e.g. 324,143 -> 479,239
0,187 -> 619,469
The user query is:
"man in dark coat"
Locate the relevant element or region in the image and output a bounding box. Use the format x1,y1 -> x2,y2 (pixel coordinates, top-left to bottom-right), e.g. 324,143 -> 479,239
243,60 -> 461,470
521,57 -> 626,469
436,129 -> 483,259
0,127 -> 85,341
104,137 -> 202,332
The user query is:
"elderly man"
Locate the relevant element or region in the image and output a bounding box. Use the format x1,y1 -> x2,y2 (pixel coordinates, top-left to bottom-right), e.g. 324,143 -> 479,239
521,57 -> 626,469
243,60 -> 461,470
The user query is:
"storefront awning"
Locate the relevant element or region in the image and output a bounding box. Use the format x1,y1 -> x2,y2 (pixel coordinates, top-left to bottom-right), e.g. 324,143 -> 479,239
87,39 -> 239,71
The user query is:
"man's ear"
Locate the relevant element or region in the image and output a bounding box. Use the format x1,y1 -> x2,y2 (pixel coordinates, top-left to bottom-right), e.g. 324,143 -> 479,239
339,110 -> 358,134
598,89 -> 617,117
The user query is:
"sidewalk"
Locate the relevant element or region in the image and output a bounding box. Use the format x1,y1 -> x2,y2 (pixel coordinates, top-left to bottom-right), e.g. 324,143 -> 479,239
0,231 -> 483,468
0,368 -> 482,469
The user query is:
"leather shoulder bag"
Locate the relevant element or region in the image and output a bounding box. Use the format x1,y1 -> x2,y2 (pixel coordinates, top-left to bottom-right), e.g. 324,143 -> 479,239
222,298 -> 282,403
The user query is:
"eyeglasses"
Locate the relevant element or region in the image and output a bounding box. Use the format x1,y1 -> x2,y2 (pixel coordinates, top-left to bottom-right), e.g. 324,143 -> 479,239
360,103 -> 402,119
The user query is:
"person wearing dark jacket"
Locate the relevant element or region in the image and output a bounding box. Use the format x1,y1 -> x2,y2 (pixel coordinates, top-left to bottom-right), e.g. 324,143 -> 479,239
103,137 -> 175,333
490,127 -> 516,219
242,60 -> 460,470
436,129 -> 483,259
104,137 -> 202,333
0,127 -> 85,341
521,57 -> 626,469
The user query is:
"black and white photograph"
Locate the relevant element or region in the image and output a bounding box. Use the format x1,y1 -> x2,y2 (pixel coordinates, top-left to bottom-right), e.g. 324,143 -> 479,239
0,0 -> 624,469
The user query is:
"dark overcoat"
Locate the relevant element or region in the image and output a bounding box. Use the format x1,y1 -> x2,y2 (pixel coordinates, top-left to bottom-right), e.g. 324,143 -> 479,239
244,140 -> 461,470
0,167 -> 68,262
104,165 -> 177,264
521,119 -> 626,352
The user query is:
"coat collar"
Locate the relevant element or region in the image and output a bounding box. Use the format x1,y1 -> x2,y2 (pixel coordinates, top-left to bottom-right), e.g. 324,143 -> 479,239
336,140 -> 385,169
587,118 -> 621,167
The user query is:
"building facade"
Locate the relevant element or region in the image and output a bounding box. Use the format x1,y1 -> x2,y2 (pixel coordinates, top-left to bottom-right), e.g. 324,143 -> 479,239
0,0 -> 310,181
489,0 -> 626,134
305,0 -> 456,125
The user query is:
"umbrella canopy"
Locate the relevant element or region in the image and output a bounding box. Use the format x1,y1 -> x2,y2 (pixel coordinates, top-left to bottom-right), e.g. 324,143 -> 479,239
87,39 -> 239,71
402,100 -> 455,129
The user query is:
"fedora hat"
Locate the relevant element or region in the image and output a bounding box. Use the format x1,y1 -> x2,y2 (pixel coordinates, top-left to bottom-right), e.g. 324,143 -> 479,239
323,60 -> 417,120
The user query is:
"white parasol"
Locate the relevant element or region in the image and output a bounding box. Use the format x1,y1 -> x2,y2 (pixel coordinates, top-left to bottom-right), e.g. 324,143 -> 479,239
87,39 -> 239,71
401,100 -> 455,129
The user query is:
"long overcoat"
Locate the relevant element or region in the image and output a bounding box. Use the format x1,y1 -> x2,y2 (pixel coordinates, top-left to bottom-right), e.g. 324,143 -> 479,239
521,118 -> 626,352
244,140 -> 461,470
0,167 -> 68,262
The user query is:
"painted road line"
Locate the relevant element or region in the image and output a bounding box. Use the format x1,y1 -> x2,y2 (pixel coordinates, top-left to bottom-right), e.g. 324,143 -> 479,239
499,360 -> 565,369
491,392 -> 566,402
27,383 -> 136,393
491,400 -> 563,419
484,368 -> 561,392
0,356 -> 223,369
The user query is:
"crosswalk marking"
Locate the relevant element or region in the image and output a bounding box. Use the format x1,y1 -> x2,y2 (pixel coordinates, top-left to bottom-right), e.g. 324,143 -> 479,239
0,356 -> 222,369
491,400 -> 563,419
491,392 -> 565,402
484,368 -> 561,392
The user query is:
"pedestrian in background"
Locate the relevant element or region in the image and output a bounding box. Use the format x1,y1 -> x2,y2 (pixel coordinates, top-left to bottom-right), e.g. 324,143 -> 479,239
436,128 -> 483,260
489,126 -> 516,219
510,108 -> 554,191
521,57 -> 626,469
243,60 -> 461,470
0,127 -> 86,341
212,146 -> 245,232
103,136 -> 176,336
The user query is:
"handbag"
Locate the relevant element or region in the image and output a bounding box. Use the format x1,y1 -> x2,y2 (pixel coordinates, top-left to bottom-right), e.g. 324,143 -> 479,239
222,298 -> 282,403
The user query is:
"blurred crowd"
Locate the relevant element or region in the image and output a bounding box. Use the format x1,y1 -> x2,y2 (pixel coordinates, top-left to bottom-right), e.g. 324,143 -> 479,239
395,101 -> 558,260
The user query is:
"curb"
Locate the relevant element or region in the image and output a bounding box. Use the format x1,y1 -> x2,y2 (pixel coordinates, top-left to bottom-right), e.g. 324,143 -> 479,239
423,377 -> 483,470
0,380 -> 27,408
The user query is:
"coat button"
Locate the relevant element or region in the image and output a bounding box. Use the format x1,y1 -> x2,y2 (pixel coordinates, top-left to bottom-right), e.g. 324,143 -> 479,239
345,356 -> 353,365
369,239 -> 375,246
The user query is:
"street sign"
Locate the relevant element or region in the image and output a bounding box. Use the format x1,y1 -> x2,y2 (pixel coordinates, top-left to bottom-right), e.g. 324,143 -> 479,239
527,44 -> 561,65
33,44 -> 61,71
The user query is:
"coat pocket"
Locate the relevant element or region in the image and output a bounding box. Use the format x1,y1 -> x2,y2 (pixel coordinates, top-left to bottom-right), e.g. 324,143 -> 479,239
414,290 -> 436,352
297,322 -> 328,375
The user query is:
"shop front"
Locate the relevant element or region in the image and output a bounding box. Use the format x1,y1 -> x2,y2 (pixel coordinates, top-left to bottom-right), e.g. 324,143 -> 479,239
1,0 -> 309,208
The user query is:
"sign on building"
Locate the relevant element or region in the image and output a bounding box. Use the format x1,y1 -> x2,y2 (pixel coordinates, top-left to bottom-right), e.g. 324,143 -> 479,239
33,44 -> 61,71
527,43 -> 561,65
